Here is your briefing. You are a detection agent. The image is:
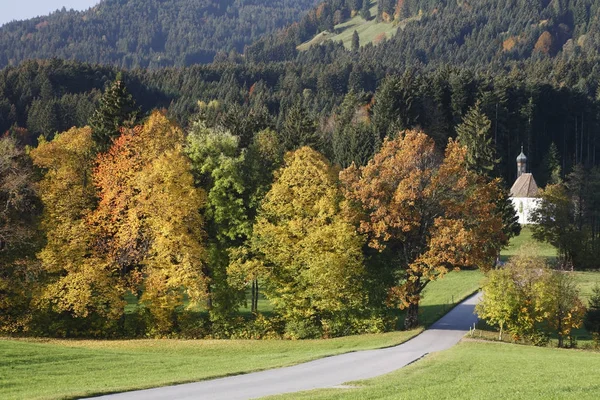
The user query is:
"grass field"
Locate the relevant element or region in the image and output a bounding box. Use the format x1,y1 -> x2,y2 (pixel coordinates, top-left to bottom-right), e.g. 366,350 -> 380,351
270,341 -> 600,400
297,1 -> 422,51
0,270 -> 482,400
499,226 -> 558,260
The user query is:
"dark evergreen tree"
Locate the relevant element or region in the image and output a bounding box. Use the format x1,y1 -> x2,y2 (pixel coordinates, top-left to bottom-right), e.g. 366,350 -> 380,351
89,76 -> 138,152
584,284 -> 600,347
361,0 -> 371,20
280,103 -> 319,151
456,101 -> 498,176
351,30 -> 360,51
541,142 -> 562,186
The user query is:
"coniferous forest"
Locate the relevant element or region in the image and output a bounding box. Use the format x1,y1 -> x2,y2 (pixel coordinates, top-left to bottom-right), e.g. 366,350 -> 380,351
3,0 -> 600,339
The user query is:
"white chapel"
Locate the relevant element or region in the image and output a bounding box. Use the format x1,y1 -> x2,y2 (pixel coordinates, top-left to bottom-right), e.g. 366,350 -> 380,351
510,148 -> 540,225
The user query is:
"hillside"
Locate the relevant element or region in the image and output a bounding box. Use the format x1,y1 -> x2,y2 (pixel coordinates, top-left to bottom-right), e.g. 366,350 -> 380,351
0,0 -> 318,69
248,0 -> 600,67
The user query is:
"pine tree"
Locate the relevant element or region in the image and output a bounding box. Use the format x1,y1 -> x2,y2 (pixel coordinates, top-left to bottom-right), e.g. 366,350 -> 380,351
351,30 -> 360,51
89,75 -> 138,152
456,101 -> 498,176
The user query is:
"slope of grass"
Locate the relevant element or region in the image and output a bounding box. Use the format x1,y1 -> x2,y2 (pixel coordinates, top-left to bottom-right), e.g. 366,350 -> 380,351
0,270 -> 483,400
297,1 -> 422,51
270,341 -> 600,400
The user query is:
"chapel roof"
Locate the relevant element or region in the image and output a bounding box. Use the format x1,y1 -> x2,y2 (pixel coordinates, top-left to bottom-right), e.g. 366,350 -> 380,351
510,173 -> 539,198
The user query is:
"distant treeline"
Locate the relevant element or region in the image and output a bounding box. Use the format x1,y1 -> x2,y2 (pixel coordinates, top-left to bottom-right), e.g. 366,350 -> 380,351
3,57 -> 600,185
0,0 -> 318,69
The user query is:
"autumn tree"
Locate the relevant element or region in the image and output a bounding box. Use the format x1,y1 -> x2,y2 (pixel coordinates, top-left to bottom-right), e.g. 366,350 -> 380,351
0,137 -> 40,332
341,130 -> 505,329
546,270 -> 585,348
90,112 -> 207,332
89,75 -> 138,152
477,252 -> 585,347
246,147 -> 366,338
477,252 -> 553,343
30,127 -> 121,320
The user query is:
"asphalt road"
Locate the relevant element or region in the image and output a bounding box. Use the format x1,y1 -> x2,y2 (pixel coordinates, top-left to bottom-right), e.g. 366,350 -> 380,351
90,292 -> 481,400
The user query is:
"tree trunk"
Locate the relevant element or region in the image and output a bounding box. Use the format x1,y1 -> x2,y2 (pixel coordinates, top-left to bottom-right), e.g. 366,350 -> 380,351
251,279 -> 258,314
404,302 -> 419,330
253,279 -> 259,313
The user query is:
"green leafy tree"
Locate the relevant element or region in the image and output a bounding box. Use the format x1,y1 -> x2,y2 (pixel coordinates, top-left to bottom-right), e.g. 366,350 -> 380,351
531,184 -> 581,265
361,0 -> 372,20
89,76 -> 138,152
186,121 -> 250,320
584,284 -> 600,347
546,271 -> 585,348
477,252 -> 585,347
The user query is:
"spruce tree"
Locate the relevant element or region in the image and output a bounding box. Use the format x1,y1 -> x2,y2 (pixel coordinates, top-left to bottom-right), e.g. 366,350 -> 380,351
361,0 -> 371,20
542,142 -> 562,186
456,101 -> 498,176
89,75 -> 138,152
351,30 -> 360,51
457,101 -> 520,243
280,103 -> 319,151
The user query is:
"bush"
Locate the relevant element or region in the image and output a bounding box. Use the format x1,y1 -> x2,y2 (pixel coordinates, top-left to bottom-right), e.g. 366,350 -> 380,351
284,319 -> 322,339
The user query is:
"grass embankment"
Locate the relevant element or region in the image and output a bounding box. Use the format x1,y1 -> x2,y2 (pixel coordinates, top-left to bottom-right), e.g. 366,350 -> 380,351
297,0 -> 422,51
270,341 -> 600,400
0,270 -> 482,400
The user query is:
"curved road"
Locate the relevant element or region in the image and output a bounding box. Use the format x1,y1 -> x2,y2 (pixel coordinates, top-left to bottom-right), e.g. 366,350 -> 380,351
91,292 -> 481,400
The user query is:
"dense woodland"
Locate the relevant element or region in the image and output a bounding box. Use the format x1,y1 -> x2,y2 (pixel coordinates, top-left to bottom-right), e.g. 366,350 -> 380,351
0,0 -> 318,68
3,0 -> 600,339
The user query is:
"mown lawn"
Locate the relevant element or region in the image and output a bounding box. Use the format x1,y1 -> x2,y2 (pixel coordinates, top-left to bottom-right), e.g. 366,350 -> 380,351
0,332 -> 419,400
0,270 -> 482,400
269,341 -> 600,400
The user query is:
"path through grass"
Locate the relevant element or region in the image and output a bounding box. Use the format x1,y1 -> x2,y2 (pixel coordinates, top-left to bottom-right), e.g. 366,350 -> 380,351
270,341 -> 600,400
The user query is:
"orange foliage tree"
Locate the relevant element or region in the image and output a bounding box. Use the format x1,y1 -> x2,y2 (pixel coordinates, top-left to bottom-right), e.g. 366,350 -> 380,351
341,130 -> 505,329
90,112 -> 207,331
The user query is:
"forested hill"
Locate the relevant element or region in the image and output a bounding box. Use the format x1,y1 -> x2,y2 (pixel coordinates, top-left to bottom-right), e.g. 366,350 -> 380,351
247,0 -> 600,67
0,0 -> 318,69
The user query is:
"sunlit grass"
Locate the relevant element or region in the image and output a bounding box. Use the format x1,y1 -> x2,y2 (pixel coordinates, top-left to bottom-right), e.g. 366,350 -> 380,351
269,341 -> 600,400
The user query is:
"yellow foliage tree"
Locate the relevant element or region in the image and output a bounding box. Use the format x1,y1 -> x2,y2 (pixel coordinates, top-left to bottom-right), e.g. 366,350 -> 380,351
31,127 -> 122,319
246,147 -> 366,338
